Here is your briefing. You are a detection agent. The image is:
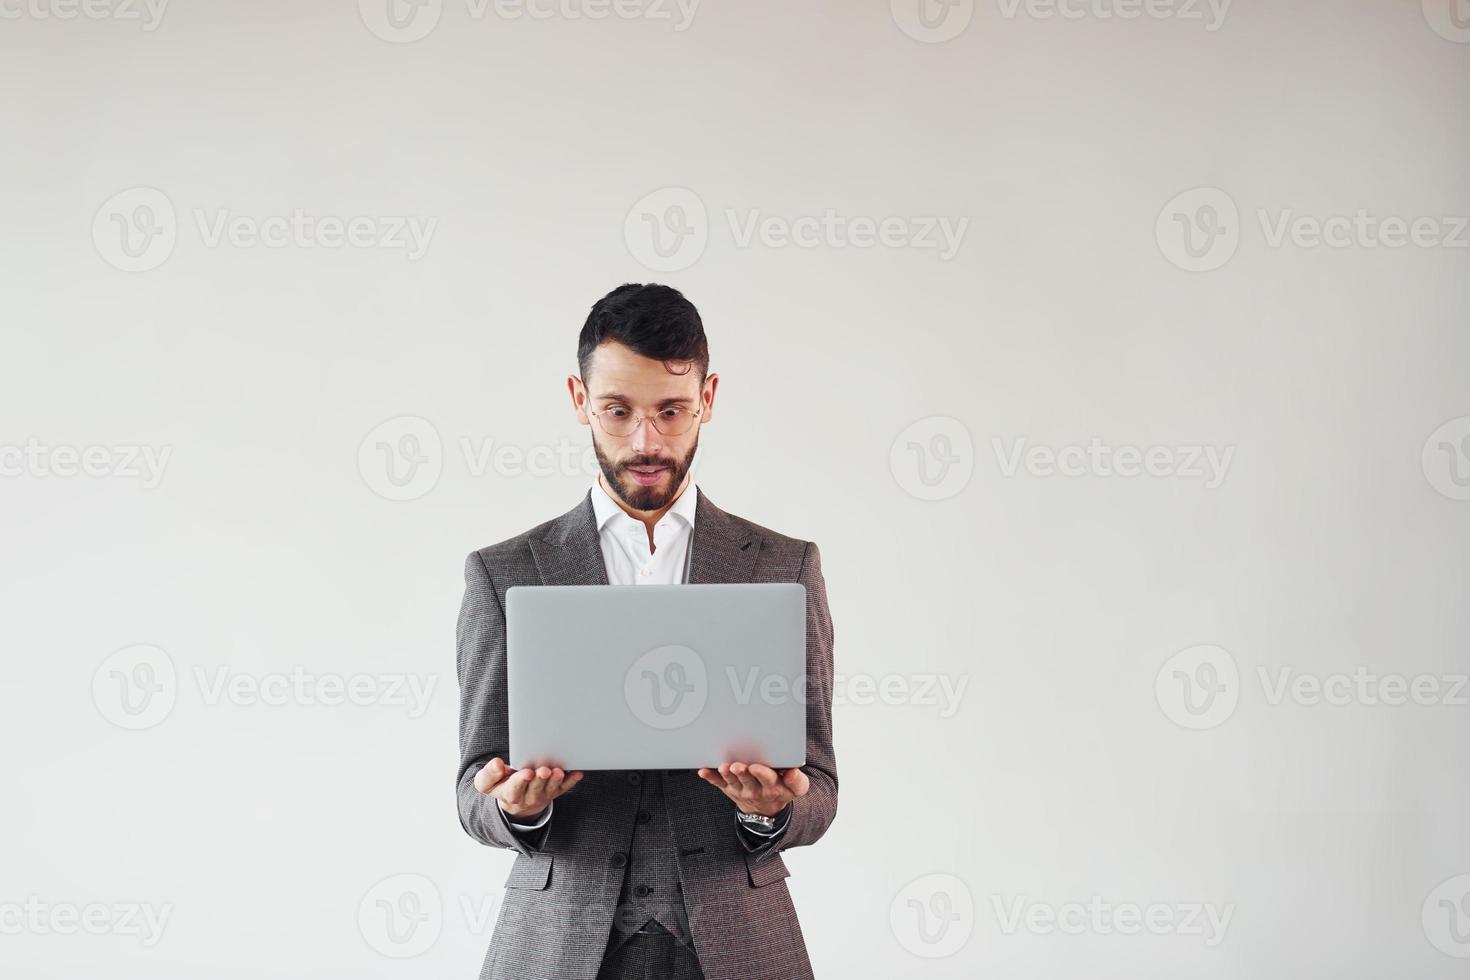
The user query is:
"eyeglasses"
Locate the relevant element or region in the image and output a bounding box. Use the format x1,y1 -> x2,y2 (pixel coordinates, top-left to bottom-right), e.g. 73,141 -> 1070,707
588,404 -> 703,437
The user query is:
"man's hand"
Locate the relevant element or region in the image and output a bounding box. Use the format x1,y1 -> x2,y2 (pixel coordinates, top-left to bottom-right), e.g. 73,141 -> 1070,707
473,758 -> 584,821
698,762 -> 809,818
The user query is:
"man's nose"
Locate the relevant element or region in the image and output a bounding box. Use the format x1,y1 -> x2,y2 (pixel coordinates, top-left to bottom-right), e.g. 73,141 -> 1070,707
630,418 -> 664,454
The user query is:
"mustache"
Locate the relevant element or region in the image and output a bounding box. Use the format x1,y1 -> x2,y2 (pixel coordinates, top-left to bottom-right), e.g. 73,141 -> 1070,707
621,458 -> 674,469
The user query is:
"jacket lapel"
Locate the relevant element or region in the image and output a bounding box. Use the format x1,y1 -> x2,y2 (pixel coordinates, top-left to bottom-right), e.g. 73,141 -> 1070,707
687,487 -> 761,585
528,491 -> 609,587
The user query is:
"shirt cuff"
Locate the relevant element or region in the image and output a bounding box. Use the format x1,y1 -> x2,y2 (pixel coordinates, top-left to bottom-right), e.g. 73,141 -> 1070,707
499,797 -> 554,831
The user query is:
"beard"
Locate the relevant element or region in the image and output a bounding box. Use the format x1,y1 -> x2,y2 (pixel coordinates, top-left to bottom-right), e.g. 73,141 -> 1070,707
592,433 -> 699,513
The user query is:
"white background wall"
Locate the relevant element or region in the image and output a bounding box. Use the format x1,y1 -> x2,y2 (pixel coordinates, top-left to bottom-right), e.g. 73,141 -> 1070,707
2,0 -> 1468,977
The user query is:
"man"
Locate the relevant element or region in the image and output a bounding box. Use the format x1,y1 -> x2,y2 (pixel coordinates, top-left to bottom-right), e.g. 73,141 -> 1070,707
455,283 -> 838,980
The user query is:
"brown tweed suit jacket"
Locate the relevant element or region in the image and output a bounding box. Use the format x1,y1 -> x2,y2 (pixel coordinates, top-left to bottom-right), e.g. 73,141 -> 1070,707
455,485 -> 838,980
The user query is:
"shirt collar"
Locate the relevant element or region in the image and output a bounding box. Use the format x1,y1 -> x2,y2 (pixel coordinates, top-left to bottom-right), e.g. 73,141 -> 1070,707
590,477 -> 699,533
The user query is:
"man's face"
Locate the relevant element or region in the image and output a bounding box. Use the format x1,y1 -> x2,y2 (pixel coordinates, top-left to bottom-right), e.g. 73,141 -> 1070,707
572,341 -> 715,513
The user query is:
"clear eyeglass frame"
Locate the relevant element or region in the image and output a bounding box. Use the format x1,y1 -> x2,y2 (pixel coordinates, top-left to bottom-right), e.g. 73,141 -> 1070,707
588,403 -> 703,437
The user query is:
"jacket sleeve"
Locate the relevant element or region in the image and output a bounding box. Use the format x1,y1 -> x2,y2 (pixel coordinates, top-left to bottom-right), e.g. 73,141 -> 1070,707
744,540 -> 839,862
455,549 -> 550,857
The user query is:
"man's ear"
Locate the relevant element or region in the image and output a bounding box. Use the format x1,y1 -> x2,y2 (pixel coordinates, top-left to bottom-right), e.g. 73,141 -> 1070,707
568,375 -> 591,425
700,372 -> 719,424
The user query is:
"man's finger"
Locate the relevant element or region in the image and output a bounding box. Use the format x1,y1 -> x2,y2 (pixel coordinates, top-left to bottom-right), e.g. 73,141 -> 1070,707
747,764 -> 779,789
474,757 -> 509,794
731,765 -> 765,800
697,767 -> 731,792
783,767 -> 811,796
523,767 -> 558,806
500,767 -> 534,805
726,763 -> 761,798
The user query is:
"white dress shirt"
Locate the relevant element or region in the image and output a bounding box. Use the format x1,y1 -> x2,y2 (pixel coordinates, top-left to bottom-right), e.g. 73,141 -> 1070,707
589,475 -> 699,587
501,478 -> 789,838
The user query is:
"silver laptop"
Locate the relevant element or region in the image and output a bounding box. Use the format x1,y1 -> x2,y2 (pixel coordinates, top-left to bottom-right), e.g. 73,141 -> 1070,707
506,583 -> 807,771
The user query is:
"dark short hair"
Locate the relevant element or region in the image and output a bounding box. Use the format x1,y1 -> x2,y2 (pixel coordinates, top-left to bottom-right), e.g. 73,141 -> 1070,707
577,283 -> 709,383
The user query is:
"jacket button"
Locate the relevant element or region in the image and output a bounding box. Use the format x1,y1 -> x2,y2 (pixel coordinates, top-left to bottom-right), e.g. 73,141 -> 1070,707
610,852 -> 628,868
637,810 -> 652,824
634,884 -> 652,897
627,772 -> 642,785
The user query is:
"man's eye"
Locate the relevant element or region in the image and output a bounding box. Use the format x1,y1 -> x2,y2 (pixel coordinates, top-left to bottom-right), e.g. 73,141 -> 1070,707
659,408 -> 684,419
605,407 -> 631,419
